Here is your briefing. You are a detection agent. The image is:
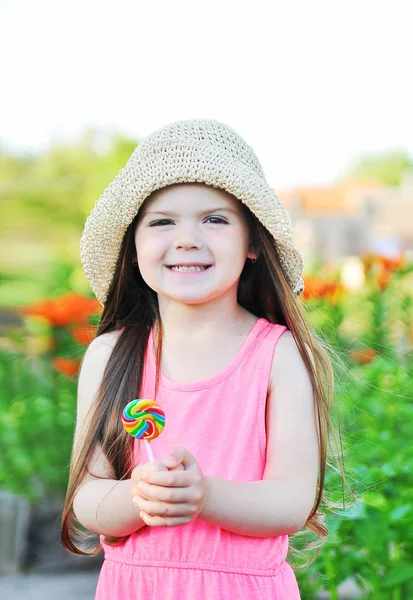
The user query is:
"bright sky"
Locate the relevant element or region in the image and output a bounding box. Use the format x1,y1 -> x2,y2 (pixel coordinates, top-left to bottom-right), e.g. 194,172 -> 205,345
1,0 -> 412,188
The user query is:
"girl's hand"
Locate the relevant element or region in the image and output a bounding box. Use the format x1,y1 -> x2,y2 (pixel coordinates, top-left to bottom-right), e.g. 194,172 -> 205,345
131,460 -> 184,508
131,461 -> 169,500
132,446 -> 208,527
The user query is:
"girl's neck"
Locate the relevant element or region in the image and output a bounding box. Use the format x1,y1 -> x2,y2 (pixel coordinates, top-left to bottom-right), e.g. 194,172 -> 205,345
155,298 -> 256,344
153,301 -> 259,384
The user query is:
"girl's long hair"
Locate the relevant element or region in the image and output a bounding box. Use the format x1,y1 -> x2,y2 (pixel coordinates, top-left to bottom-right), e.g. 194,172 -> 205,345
61,192 -> 345,561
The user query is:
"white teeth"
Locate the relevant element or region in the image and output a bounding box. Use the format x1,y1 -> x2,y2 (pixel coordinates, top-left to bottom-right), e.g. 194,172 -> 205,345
169,266 -> 208,272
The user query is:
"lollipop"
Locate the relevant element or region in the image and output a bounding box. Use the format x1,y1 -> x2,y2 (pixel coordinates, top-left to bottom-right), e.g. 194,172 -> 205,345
122,399 -> 165,462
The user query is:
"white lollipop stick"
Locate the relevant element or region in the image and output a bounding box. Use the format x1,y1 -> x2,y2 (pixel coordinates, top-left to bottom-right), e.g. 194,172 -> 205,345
144,440 -> 155,463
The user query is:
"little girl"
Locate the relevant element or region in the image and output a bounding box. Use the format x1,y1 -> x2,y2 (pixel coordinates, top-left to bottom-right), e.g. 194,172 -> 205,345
61,119 -> 335,599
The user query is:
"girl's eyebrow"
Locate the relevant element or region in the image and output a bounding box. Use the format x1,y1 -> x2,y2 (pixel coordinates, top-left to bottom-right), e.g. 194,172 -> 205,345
143,207 -> 237,217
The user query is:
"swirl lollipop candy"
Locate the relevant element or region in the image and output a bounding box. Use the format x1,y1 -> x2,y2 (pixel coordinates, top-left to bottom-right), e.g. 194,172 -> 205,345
122,399 -> 165,462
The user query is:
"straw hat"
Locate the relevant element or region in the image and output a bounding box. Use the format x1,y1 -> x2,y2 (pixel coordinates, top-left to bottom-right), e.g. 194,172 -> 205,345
80,119 -> 304,305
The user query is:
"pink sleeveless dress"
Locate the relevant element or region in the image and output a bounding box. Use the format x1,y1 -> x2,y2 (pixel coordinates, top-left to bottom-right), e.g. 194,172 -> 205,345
95,318 -> 301,599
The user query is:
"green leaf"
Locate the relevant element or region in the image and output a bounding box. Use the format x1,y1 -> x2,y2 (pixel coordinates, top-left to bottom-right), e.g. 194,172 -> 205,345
389,505 -> 411,521
362,492 -> 388,510
382,562 -> 413,587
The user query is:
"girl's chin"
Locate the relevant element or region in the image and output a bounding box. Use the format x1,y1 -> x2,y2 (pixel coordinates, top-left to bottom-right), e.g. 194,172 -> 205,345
166,294 -> 213,305
157,288 -> 216,305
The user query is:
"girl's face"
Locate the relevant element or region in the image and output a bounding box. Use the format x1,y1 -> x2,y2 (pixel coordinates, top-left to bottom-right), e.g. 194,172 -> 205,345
134,183 -> 255,306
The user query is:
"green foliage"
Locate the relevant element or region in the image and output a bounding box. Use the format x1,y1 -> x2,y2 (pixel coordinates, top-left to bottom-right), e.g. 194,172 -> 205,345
0,258 -> 91,308
293,262 -> 413,598
0,130 -> 138,290
295,355 -> 413,598
0,347 -> 78,499
344,150 -> 413,186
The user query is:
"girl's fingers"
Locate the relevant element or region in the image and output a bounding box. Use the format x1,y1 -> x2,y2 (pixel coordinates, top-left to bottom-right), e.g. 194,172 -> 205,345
142,470 -> 194,487
139,511 -> 190,528
133,496 -> 193,518
136,481 -> 189,502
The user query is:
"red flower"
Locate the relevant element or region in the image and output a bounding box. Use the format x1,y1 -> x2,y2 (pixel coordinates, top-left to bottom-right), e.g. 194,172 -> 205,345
323,282 -> 345,303
20,292 -> 101,327
71,325 -> 96,345
361,251 -> 406,291
302,278 -> 345,302
302,278 -> 328,300
53,357 -> 80,377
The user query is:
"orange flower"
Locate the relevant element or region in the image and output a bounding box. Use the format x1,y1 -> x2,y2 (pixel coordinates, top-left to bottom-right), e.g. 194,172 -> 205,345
377,269 -> 391,291
324,282 -> 345,304
53,357 -> 80,377
361,251 -> 406,284
377,251 -> 406,272
302,278 -> 328,300
303,277 -> 344,303
71,324 -> 96,345
20,292 -> 101,327
349,348 -> 377,364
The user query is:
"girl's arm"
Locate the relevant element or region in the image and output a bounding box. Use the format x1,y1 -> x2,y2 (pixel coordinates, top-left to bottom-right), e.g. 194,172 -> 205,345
73,476 -> 145,537
201,331 -> 319,536
71,333 -> 146,537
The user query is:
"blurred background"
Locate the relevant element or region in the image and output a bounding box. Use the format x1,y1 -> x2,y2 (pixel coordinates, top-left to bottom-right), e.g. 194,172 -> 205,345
1,1 -> 412,598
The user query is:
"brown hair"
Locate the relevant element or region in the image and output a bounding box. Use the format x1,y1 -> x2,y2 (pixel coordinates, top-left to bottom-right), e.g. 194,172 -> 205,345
61,191 -> 346,560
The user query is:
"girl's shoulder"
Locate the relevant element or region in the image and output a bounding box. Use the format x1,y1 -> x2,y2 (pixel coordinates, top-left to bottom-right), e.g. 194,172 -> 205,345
81,329 -> 123,375
268,329 -> 316,394
89,329 -> 123,350
77,330 -> 123,419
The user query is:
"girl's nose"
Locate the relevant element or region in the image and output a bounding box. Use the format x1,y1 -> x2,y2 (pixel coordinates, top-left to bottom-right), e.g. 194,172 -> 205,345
174,225 -> 203,250
175,239 -> 202,250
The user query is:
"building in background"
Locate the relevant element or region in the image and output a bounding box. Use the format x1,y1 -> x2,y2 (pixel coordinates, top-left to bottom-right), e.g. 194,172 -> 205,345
278,171 -> 413,266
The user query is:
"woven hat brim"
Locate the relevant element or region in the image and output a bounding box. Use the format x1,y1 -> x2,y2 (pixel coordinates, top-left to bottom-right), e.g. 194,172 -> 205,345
80,141 -> 304,305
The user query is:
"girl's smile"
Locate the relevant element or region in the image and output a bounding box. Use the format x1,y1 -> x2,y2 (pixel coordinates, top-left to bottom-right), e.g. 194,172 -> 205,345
166,263 -> 213,274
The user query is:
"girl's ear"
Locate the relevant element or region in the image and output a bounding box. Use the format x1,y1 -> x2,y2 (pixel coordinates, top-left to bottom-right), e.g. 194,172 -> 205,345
247,241 -> 259,261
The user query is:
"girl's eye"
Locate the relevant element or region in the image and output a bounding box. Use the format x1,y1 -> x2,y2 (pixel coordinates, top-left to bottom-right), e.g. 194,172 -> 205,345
150,219 -> 173,227
149,217 -> 228,226
205,217 -> 228,224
